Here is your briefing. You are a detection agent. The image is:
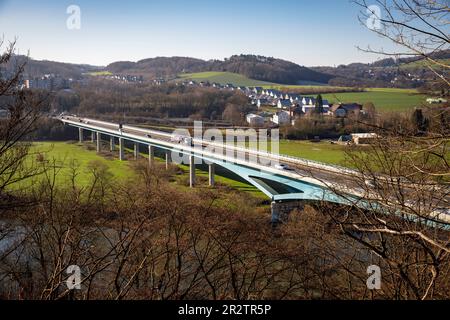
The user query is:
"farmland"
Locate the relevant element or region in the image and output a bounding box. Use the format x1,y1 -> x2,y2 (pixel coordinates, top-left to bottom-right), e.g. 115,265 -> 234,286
322,90 -> 425,112
177,71 -> 426,112
11,142 -> 134,191
14,140 -> 356,197
177,71 -> 278,86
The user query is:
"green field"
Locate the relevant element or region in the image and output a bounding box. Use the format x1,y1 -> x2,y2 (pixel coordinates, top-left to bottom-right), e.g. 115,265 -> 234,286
400,58 -> 450,70
322,91 -> 425,112
14,142 -> 134,190
177,71 -> 335,89
178,72 -> 278,86
15,140 -> 353,196
178,71 -> 425,112
14,142 -> 266,198
87,71 -> 113,76
279,140 -> 350,166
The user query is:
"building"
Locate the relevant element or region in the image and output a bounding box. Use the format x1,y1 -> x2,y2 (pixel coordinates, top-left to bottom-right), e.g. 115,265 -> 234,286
257,98 -> 271,108
153,79 -> 166,85
330,103 -> 363,117
277,99 -> 292,109
246,114 -> 265,127
350,133 -> 378,145
253,87 -> 263,94
302,97 -> 316,106
272,110 -> 291,125
290,95 -> 302,103
426,97 -> 447,104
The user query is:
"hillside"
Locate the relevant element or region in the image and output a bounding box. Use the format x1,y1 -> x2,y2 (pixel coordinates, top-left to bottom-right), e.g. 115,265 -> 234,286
312,49 -> 450,88
202,55 -> 333,85
8,55 -> 100,79
177,71 -> 279,86
106,54 -> 334,85
9,51 -> 448,89
107,56 -> 206,78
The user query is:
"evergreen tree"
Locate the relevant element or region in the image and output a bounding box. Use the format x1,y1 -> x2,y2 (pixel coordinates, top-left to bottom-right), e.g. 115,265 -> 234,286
411,108 -> 429,134
315,94 -> 324,114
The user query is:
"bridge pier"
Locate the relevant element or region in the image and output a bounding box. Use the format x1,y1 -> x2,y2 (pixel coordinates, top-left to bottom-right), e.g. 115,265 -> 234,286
271,200 -> 305,225
91,131 -> 95,143
208,163 -> 215,187
189,155 -> 196,188
148,145 -> 155,166
134,142 -> 139,160
119,138 -> 124,161
110,136 -> 115,152
165,151 -> 171,170
96,132 -> 101,153
79,128 -> 83,143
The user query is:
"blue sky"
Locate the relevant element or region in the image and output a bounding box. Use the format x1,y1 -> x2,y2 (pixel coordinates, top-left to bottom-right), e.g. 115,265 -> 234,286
0,0 -> 396,66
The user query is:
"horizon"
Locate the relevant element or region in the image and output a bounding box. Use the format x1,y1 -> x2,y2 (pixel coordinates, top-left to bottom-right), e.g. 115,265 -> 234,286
0,0 -> 400,67
19,52 -> 392,69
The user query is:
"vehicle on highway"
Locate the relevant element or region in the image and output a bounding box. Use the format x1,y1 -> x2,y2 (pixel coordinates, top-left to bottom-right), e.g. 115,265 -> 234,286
364,179 -> 376,188
170,135 -> 194,147
170,135 -> 183,144
146,134 -> 152,139
274,163 -> 293,171
182,137 -> 194,147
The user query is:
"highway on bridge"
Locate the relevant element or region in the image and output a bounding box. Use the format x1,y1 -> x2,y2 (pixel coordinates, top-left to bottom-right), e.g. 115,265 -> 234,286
60,115 -> 362,192
57,115 -> 450,225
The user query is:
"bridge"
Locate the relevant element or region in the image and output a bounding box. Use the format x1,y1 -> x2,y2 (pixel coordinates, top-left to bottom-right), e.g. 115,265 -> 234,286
57,116 -> 449,225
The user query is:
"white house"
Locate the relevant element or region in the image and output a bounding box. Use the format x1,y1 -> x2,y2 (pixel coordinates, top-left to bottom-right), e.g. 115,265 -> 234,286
350,133 -> 378,145
253,87 -> 263,94
257,98 -> 271,108
277,99 -> 292,109
290,95 -> 301,103
302,105 -> 316,114
272,111 -> 291,125
302,97 -> 316,106
246,114 -> 265,127
426,97 -> 447,104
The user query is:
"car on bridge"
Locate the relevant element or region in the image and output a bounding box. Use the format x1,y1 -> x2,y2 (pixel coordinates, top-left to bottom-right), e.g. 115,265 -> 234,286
274,163 -> 293,171
182,137 -> 194,147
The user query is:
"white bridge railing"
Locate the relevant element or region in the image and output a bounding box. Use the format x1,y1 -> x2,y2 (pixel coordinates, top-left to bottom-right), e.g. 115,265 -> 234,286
81,117 -> 357,176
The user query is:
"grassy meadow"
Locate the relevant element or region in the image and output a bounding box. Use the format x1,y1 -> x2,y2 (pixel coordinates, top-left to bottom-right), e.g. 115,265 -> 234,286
177,71 -> 426,112
13,139 -> 356,199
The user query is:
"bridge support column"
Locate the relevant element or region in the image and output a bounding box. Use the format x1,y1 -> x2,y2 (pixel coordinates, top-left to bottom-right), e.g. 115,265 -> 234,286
119,138 -> 124,161
96,132 -> 101,153
189,155 -> 196,188
271,200 -> 305,225
148,145 -> 155,166
91,131 -> 95,143
208,163 -> 215,187
110,137 -> 115,152
165,151 -> 171,170
134,143 -> 139,160
78,128 -> 83,143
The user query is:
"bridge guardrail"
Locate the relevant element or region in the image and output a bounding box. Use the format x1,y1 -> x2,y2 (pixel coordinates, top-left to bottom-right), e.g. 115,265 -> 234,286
81,117 -> 358,176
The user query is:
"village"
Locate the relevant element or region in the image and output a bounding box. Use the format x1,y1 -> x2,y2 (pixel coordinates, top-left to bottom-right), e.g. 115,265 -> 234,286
177,79 -> 366,127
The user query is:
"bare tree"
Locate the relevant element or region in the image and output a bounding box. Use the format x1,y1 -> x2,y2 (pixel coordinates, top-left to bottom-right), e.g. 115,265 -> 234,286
0,40 -> 46,208
354,0 -> 449,87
